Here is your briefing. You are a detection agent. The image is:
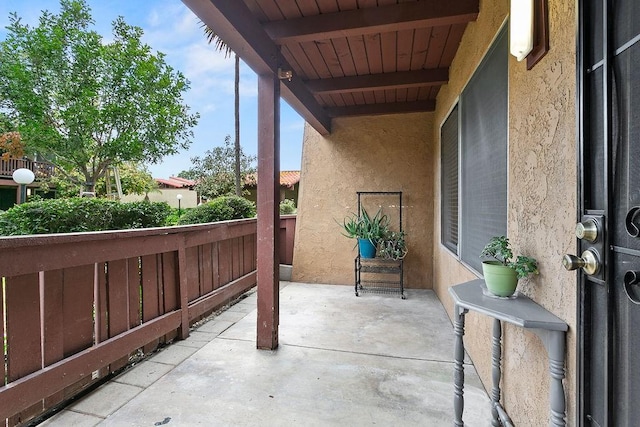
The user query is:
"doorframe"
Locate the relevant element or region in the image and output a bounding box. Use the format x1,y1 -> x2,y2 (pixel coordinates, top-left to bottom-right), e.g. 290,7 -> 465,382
576,0 -> 616,424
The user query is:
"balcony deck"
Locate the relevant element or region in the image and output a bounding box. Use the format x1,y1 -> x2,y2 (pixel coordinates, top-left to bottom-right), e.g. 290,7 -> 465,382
40,282 -> 491,426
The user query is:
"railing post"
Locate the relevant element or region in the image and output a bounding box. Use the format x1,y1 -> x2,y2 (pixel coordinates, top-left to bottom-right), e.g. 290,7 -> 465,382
177,244 -> 190,340
285,217 -> 295,264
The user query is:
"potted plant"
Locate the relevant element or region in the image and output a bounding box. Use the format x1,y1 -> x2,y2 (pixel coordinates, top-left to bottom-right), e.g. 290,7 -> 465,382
377,230 -> 408,260
341,207 -> 390,258
480,236 -> 538,297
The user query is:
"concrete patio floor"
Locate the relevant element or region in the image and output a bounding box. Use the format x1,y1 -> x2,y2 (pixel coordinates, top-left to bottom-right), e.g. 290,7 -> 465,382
40,282 -> 491,426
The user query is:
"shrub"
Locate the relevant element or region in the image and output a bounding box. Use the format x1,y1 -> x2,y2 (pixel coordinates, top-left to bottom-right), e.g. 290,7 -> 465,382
110,201 -> 173,230
279,199 -> 296,215
177,195 -> 256,225
0,198 -> 171,236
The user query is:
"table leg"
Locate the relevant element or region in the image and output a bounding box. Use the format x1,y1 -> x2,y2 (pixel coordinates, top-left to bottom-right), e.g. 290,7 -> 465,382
453,305 -> 468,427
532,329 -> 566,426
548,331 -> 566,426
491,319 -> 502,426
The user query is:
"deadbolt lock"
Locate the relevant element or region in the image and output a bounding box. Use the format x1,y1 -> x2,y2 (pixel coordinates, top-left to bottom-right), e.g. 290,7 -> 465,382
562,249 -> 601,275
575,219 -> 599,242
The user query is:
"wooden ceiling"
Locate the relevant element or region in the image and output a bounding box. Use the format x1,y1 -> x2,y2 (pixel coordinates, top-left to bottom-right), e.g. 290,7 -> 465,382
182,0 -> 479,134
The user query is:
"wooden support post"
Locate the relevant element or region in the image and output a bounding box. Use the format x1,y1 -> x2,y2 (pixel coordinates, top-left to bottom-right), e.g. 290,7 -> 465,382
256,71 -> 280,350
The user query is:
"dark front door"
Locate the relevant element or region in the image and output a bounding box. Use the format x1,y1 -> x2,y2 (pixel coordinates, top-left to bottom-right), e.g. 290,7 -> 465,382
577,0 -> 640,425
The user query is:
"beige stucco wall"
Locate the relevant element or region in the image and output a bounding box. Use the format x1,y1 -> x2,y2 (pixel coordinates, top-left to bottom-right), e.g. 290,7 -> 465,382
292,113 -> 434,288
121,188 -> 198,208
432,0 -> 577,425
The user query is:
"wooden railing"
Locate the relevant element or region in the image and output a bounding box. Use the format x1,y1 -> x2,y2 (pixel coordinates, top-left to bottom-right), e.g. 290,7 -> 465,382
0,219 -> 268,425
0,157 -> 55,179
279,215 -> 296,265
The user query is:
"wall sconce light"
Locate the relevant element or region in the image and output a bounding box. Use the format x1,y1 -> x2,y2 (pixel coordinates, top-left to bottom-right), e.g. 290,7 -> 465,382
278,68 -> 293,82
510,0 -> 549,70
510,0 -> 534,61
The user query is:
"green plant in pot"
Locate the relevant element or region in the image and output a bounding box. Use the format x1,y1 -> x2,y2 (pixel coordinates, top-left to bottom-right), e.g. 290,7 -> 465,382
480,236 -> 539,297
341,207 -> 390,258
378,230 -> 408,260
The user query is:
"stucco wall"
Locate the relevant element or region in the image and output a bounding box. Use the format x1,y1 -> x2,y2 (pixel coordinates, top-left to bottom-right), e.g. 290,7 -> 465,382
292,113 -> 433,288
432,0 -> 577,425
121,188 -> 198,208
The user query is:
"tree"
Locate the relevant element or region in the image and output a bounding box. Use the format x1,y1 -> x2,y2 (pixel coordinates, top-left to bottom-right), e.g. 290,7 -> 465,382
203,25 -> 242,197
0,0 -> 199,192
0,114 -> 23,159
184,135 -> 256,199
96,162 -> 158,197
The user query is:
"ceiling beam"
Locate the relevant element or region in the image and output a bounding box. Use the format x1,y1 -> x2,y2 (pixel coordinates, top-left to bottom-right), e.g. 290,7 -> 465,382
305,69 -> 449,95
326,101 -> 436,118
263,1 -> 479,44
181,0 -> 331,134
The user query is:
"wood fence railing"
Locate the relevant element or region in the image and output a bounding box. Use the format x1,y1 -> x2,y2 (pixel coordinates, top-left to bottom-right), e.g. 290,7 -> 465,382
279,215 -> 296,265
0,218 -> 273,425
0,158 -> 55,180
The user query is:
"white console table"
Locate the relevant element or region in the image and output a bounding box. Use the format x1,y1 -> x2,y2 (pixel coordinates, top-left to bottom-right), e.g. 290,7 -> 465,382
449,280 -> 568,426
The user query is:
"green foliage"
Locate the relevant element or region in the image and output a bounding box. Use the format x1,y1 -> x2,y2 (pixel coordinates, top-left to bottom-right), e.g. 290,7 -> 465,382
377,230 -> 408,260
340,207 -> 390,244
279,199 -> 296,215
0,198 -> 171,235
177,195 -> 255,225
177,169 -> 198,180
94,163 -> 158,197
184,135 -> 256,199
165,208 -> 182,226
0,0 -> 199,191
480,236 -> 539,279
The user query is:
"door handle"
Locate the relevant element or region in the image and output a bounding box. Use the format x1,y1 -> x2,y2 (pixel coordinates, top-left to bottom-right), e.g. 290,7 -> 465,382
562,249 -> 601,275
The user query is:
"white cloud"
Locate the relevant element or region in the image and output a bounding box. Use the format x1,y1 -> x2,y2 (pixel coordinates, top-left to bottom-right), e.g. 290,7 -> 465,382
282,119 -> 306,131
183,43 -> 234,77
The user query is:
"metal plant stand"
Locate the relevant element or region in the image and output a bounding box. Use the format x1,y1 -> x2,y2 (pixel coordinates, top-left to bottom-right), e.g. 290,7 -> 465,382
449,280 -> 568,426
353,191 -> 404,299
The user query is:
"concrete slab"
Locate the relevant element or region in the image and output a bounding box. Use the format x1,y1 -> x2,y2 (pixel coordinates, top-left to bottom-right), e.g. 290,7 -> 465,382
39,283 -> 491,426
221,283 -> 460,361
176,330 -> 219,348
113,361 -> 175,388
148,344 -> 199,366
195,319 -> 235,335
214,309 -> 251,323
39,410 -> 103,427
100,339 -> 489,426
67,382 -> 143,418
226,300 -> 257,313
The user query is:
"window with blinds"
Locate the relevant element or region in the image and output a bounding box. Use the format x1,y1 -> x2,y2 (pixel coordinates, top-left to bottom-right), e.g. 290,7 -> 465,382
440,25 -> 508,273
441,105 -> 459,254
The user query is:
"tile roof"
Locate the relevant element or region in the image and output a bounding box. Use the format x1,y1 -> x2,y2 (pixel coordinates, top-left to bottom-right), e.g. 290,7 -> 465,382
245,171 -> 300,189
155,176 -> 196,188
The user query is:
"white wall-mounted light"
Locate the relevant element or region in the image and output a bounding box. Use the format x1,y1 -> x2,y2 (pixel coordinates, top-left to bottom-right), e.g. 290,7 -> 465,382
510,0 -> 534,61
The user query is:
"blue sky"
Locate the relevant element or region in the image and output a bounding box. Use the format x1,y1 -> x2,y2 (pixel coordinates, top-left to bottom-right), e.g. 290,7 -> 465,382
0,0 -> 305,178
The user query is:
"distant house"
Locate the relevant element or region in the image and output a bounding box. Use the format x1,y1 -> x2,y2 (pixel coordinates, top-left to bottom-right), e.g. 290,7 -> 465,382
122,176 -> 198,208
244,170 -> 300,206
155,176 -> 196,190
0,156 -> 55,209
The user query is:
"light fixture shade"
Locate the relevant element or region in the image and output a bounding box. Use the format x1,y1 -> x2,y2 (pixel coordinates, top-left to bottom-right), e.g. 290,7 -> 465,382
176,194 -> 183,200
12,168 -> 35,185
510,0 -> 534,61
